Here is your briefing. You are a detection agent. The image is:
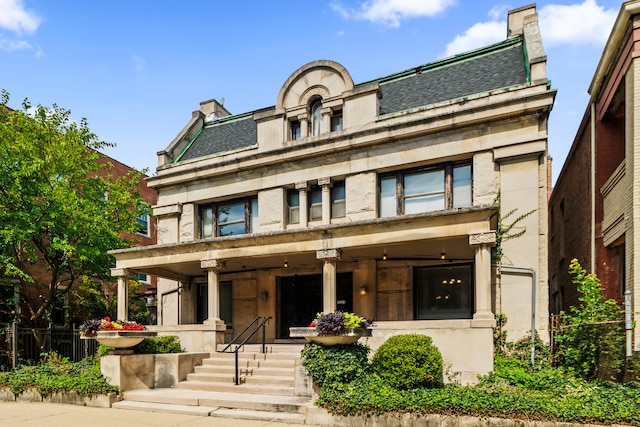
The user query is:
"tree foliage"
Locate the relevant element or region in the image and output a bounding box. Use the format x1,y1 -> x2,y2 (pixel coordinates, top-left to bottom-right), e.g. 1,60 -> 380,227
0,90 -> 145,327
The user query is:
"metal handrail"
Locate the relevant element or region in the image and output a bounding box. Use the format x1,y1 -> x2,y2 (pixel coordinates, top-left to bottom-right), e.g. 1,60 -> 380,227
219,316 -> 271,385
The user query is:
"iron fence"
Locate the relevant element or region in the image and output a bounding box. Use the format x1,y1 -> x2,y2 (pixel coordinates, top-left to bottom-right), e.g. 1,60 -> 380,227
0,322 -> 99,370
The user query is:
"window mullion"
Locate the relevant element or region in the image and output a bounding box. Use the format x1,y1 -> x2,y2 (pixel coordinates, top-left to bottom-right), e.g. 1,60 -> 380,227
244,199 -> 250,233
396,172 -> 403,215
444,164 -> 453,209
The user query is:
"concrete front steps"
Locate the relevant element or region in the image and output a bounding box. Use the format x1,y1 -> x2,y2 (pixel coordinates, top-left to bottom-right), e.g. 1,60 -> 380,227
113,344 -> 318,424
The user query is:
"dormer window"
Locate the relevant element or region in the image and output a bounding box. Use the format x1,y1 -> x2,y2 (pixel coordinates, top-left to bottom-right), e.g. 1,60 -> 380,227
310,99 -> 323,136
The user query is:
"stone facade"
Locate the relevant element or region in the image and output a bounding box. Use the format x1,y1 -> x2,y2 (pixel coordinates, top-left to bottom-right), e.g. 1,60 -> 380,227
110,5 -> 554,381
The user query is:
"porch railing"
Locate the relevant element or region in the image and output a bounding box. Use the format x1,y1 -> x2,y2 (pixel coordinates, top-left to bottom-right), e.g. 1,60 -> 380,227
219,316 -> 271,385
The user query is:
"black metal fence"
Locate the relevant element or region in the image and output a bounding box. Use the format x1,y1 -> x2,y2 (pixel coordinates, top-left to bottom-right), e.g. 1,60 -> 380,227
0,322 -> 99,370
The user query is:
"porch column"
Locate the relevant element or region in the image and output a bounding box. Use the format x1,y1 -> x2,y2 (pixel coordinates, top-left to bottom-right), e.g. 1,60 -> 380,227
317,248 -> 342,313
111,268 -> 131,321
469,232 -> 496,327
296,181 -> 308,227
201,259 -> 226,325
318,177 -> 331,225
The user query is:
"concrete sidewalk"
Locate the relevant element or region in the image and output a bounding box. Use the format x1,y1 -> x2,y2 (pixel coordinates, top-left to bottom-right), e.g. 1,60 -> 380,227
0,401 -> 304,427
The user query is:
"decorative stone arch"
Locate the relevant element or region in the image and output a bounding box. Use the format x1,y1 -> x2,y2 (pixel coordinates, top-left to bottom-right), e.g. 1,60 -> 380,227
276,60 -> 355,111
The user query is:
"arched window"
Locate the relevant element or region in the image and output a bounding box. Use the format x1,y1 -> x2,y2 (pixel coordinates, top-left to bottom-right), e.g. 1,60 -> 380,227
310,99 -> 323,136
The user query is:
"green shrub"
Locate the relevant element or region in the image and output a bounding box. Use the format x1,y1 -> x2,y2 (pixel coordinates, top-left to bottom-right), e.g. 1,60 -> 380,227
371,334 -> 443,390
0,352 -> 117,397
554,259 -> 625,380
134,336 -> 182,354
301,342 -> 370,390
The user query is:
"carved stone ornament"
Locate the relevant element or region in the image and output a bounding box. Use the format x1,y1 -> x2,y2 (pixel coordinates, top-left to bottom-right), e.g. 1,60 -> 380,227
469,232 -> 497,246
316,248 -> 342,260
200,259 -> 226,270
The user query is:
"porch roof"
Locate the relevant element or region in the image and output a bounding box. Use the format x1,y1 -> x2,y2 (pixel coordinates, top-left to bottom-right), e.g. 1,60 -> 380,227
110,205 -> 497,281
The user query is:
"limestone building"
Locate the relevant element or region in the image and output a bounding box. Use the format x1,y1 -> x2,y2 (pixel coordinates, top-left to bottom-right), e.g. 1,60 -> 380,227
110,4 -> 554,381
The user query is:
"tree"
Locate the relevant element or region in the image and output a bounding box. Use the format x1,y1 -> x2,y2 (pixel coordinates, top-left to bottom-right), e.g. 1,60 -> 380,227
0,90 -> 145,331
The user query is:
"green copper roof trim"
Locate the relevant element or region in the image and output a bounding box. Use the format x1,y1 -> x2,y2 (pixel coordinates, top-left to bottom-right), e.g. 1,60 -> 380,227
521,39 -> 531,83
205,110 -> 255,126
357,36 -> 524,87
173,127 -> 203,164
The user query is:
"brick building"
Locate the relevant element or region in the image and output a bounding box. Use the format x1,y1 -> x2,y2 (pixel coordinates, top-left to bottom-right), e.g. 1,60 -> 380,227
549,0 -> 640,350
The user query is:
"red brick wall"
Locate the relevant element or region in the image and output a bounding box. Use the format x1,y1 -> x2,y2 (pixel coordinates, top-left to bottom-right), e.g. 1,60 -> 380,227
549,110 -> 592,313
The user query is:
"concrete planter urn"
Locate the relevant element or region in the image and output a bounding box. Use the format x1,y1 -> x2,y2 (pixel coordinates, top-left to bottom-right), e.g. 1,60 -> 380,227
289,327 -> 372,346
94,331 -> 157,352
290,311 -> 374,346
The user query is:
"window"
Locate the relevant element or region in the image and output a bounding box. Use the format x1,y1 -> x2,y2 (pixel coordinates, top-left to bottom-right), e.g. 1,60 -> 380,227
310,99 -> 323,136
136,204 -> 151,236
379,163 -> 472,217
415,265 -> 473,319
330,111 -> 343,131
453,164 -> 472,208
287,189 -> 300,224
309,186 -> 322,221
331,181 -> 345,218
291,120 -> 301,140
136,273 -> 150,283
200,197 -> 258,238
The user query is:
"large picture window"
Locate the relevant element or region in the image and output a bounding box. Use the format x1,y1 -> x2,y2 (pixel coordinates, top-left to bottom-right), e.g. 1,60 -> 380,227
415,264 -> 473,320
379,163 -> 471,217
200,197 -> 258,238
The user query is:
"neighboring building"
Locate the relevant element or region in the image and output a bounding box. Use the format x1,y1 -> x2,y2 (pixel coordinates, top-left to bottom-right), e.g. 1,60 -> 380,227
111,5 -> 554,382
98,155 -> 159,323
549,0 -> 640,350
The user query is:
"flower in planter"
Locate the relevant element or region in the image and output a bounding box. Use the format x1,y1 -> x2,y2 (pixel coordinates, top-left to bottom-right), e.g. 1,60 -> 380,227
79,316 -> 145,337
312,311 -> 373,336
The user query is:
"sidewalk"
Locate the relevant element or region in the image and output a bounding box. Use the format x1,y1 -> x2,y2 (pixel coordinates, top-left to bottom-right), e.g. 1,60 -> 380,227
0,401 -> 303,427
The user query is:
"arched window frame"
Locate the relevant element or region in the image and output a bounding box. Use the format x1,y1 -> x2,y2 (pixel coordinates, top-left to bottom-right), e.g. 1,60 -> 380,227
309,98 -> 323,136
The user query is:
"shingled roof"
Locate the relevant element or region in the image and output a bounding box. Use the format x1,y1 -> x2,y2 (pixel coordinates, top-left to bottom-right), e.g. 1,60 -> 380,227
175,36 -> 528,164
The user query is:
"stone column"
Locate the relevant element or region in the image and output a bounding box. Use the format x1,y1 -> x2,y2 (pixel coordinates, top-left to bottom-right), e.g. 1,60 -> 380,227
321,107 -> 332,134
111,268 -> 131,321
469,232 -> 496,327
296,181 -> 308,227
201,259 -> 226,325
317,248 -> 342,313
299,114 -> 308,139
318,177 -> 331,225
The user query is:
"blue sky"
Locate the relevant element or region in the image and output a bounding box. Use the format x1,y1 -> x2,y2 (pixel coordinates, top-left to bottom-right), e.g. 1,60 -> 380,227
0,0 -> 621,182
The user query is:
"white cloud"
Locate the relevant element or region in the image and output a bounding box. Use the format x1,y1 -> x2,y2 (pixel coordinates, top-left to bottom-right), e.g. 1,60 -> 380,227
0,0 -> 41,34
538,0 -> 617,47
0,37 -> 31,51
442,20 -> 504,58
331,0 -> 456,27
440,0 -> 617,58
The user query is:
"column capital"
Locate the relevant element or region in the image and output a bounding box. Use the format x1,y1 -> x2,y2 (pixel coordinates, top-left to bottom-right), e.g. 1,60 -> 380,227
469,232 -> 497,247
317,177 -> 331,187
316,248 -> 342,260
110,268 -> 131,278
295,181 -> 308,190
201,259 -> 226,270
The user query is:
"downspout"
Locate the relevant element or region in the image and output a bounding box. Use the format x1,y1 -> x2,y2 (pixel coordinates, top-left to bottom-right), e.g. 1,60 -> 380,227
590,101 -> 596,273
493,264 -> 537,365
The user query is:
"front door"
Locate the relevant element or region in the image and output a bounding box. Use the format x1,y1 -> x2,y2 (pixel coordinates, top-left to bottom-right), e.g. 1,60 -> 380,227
277,273 -> 352,339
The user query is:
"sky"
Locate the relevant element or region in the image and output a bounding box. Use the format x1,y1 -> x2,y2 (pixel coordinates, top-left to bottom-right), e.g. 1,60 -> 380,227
0,0 -> 622,182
